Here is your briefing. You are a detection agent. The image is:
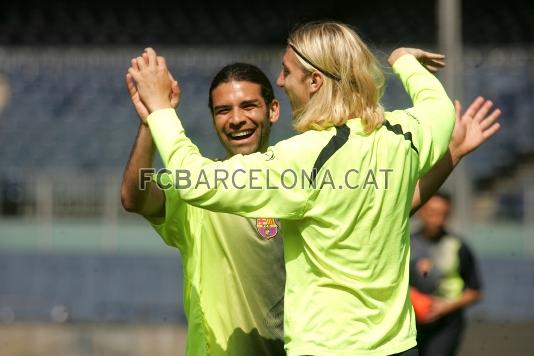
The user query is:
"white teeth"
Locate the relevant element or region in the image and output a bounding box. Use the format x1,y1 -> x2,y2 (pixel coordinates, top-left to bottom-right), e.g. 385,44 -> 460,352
230,130 -> 253,138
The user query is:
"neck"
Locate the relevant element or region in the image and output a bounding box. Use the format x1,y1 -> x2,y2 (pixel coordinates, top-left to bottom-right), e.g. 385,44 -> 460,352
422,226 -> 445,241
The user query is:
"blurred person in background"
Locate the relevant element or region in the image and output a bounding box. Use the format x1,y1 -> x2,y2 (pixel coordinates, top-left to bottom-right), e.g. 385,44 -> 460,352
410,96 -> 501,356
411,190 -> 484,356
121,62 -> 286,356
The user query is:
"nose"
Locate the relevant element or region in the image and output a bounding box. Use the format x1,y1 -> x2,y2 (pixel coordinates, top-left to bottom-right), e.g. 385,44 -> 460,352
276,70 -> 284,87
228,108 -> 246,127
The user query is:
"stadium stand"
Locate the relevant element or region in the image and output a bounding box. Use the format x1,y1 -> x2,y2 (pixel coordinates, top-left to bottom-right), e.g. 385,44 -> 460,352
0,252 -> 184,323
0,1 -> 533,46
0,47 -> 533,184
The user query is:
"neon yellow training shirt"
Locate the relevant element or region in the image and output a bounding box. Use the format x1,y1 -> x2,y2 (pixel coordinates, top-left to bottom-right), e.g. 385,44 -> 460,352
150,173 -> 285,356
147,54 -> 455,355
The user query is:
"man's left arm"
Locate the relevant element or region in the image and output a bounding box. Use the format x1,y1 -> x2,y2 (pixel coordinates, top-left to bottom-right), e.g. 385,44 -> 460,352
411,97 -> 501,215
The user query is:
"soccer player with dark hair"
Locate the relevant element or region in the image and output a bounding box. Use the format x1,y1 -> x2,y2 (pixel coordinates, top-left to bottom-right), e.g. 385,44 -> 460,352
122,62 -> 285,356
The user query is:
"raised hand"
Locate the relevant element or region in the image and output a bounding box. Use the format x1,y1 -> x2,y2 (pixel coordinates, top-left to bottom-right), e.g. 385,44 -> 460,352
126,58 -> 149,121
126,64 -> 180,124
410,97 -> 501,214
388,47 -> 446,73
127,48 -> 177,115
449,97 -> 502,164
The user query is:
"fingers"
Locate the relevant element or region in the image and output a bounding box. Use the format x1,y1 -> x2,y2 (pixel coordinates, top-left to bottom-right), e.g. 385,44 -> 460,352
144,47 -> 157,66
171,79 -> 179,94
127,66 -> 141,82
136,56 -> 146,70
156,55 -> 167,69
464,96 -> 485,119
474,100 -> 494,122
424,65 -> 443,73
424,64 -> 439,73
131,48 -> 158,72
126,73 -> 137,96
419,54 -> 445,73
423,57 -> 445,67
127,59 -> 141,93
429,59 -> 445,68
167,70 -> 179,93
480,108 -> 502,131
421,51 -> 445,60
169,73 -> 181,109
170,91 -> 180,108
131,58 -> 139,71
412,48 -> 445,62
454,99 -> 462,120
482,122 -> 501,139
167,69 -> 175,82
424,64 -> 441,73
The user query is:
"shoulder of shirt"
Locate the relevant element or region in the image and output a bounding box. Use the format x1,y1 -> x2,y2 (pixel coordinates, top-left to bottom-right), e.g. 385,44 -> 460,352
269,127 -> 336,152
442,230 -> 475,253
384,109 -> 420,126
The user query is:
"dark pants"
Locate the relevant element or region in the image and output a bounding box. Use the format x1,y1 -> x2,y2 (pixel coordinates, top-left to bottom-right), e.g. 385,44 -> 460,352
390,346 -> 419,356
417,312 -> 465,356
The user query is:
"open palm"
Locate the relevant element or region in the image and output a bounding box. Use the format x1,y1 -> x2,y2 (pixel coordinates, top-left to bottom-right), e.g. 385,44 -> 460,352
450,97 -> 502,159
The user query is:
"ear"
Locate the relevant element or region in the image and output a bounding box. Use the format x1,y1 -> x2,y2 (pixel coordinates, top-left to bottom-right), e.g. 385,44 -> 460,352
309,71 -> 324,95
268,99 -> 280,124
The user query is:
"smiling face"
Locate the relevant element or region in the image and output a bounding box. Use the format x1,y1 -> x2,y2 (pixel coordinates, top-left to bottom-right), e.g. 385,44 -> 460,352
211,80 -> 279,156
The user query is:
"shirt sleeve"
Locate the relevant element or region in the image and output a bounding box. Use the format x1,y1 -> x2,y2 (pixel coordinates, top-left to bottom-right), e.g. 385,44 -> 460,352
459,242 -> 483,291
392,54 -> 455,177
147,109 -> 311,219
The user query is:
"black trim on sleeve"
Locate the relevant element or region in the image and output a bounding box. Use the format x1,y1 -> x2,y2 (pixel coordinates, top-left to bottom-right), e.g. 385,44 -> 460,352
310,124 -> 350,183
383,120 -> 419,154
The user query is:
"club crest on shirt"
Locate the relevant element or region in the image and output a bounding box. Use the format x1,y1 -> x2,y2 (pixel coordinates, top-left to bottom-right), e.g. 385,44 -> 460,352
255,218 -> 279,239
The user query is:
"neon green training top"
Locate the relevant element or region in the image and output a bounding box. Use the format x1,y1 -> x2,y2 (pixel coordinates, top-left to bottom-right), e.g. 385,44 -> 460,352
147,54 -> 455,355
151,173 -> 285,356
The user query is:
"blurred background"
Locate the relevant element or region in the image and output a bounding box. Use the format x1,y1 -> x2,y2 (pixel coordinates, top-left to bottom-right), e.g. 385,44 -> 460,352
0,0 -> 533,355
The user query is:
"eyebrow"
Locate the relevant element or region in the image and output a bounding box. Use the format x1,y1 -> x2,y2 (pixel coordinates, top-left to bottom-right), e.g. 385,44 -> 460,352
240,99 -> 260,106
213,99 -> 261,112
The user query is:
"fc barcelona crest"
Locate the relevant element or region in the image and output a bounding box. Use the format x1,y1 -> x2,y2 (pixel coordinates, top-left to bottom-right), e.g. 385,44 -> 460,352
255,218 -> 279,239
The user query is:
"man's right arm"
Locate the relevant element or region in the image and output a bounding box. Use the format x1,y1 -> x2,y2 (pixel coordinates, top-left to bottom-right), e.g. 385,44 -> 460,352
121,61 -> 176,221
389,48 -> 456,176
121,54 -> 192,252
120,122 -> 166,220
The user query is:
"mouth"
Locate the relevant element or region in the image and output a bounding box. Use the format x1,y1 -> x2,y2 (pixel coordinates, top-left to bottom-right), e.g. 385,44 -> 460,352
227,129 -> 255,141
